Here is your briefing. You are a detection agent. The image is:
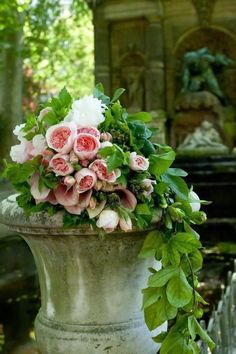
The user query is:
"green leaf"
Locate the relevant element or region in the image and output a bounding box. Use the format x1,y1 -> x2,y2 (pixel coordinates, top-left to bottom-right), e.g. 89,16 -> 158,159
93,83 -> 110,105
127,111 -> 152,123
128,121 -> 152,149
148,266 -> 177,287
160,332 -> 192,354
152,332 -> 168,343
144,291 -> 177,330
142,287 -> 162,309
188,316 -> 215,350
166,267 -> 193,307
163,243 -> 181,267
162,173 -> 189,200
139,230 -> 163,259
169,233 -> 201,254
149,150 -> 176,177
166,168 -> 188,177
110,88 -> 126,103
5,159 -> 38,185
58,87 -> 73,107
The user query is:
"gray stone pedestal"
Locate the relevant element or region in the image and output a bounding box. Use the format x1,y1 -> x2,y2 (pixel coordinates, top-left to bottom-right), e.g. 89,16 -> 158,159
0,195 -> 167,354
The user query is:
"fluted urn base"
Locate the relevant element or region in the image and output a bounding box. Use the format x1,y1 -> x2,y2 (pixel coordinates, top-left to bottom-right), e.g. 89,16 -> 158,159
0,195 -> 167,354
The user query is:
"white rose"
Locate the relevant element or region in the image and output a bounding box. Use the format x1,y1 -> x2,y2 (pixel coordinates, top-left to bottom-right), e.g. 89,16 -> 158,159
32,134 -> 47,156
96,210 -> 119,232
13,124 -> 26,142
119,216 -> 132,232
10,140 -> 32,164
64,95 -> 106,127
100,141 -> 113,149
189,191 -> 201,212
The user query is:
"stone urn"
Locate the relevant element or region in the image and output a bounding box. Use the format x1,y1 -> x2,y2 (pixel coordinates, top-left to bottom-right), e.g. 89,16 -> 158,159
0,195 -> 167,354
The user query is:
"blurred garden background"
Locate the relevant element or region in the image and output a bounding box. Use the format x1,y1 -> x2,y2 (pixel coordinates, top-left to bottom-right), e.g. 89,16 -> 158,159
0,0 -> 236,353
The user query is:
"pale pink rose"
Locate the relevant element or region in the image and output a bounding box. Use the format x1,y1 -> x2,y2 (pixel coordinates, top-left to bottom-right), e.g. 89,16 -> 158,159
10,140 -> 33,164
129,152 -> 149,171
87,199 -> 106,219
74,168 -> 97,193
31,134 -> 48,156
77,126 -> 100,139
46,121 -> 77,154
54,184 -> 79,206
63,176 -> 76,188
49,154 -> 74,176
119,216 -> 132,232
115,188 -> 137,211
30,173 -> 50,200
142,179 -> 156,198
65,190 -> 92,215
74,133 -> 100,160
96,210 -> 119,232
89,159 -> 120,183
38,107 -> 53,122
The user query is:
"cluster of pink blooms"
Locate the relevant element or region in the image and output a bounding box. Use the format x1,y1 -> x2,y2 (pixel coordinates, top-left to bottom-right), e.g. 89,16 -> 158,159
10,97 -> 153,232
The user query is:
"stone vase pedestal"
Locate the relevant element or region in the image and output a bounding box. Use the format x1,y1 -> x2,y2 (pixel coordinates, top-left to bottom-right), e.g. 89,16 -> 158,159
0,195 -> 167,354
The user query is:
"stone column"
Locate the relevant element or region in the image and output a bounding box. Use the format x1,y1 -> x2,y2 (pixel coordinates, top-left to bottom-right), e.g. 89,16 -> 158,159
93,18 -> 111,94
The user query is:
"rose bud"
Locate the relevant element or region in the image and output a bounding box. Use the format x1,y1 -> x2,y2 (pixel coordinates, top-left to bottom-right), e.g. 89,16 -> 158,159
100,141 -> 113,149
74,133 -> 100,160
129,152 -> 149,171
77,126 -> 100,139
100,132 -> 112,142
80,159 -> 90,167
63,176 -> 76,188
75,168 -> 97,193
141,179 -> 156,198
46,121 -> 77,154
89,159 -> 120,183
49,154 -> 74,176
70,150 -> 79,164
89,196 -> 97,210
96,210 -> 119,233
119,216 -> 132,232
189,190 -> 201,212
94,180 -> 103,191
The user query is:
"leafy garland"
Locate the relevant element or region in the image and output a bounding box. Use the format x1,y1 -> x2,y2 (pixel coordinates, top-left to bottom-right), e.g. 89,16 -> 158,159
3,84 -> 214,353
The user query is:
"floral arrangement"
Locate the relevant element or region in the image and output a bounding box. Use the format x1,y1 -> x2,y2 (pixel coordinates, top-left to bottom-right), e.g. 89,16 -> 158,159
4,84 -> 214,353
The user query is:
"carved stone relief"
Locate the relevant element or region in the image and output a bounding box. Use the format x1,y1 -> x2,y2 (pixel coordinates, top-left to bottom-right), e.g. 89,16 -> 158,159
191,0 -> 217,26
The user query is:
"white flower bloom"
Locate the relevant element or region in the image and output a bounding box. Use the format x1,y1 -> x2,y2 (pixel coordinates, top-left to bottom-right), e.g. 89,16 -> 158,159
32,134 -> 47,156
100,141 -> 113,149
10,140 -> 31,164
13,124 -> 26,142
96,210 -> 119,232
64,95 -> 106,127
189,191 -> 201,212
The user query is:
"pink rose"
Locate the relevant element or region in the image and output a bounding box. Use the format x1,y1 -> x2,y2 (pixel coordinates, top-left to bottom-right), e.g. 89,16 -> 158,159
129,152 -> 149,171
77,126 -> 100,139
89,159 -> 120,183
75,168 -> 97,193
65,190 -> 92,215
30,173 -> 50,200
49,154 -> 74,176
63,176 -> 76,188
46,121 -> 77,154
141,179 -> 156,198
74,133 -> 100,160
54,184 -> 79,206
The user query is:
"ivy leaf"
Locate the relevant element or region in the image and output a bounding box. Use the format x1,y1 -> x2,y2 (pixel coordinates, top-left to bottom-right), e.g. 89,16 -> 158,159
142,287 -> 162,309
149,150 -> 176,177
139,230 -> 164,259
144,291 -> 177,330
127,111 -> 152,123
188,316 -> 215,350
162,173 -> 189,200
166,267 -> 192,308
160,332 -> 192,354
148,266 -> 177,287
110,88 -> 125,103
169,233 -> 201,254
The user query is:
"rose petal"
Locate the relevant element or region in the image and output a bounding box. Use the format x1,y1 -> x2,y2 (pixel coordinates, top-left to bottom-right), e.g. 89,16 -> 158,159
115,188 -> 137,211
54,184 -> 79,206
30,173 -> 50,200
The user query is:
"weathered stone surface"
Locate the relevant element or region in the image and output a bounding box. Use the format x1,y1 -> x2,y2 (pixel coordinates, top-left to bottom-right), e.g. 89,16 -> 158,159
0,195 -> 167,354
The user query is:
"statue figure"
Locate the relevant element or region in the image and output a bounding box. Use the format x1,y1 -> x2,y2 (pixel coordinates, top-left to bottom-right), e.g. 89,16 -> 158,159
177,120 -> 229,154
181,47 -> 232,101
